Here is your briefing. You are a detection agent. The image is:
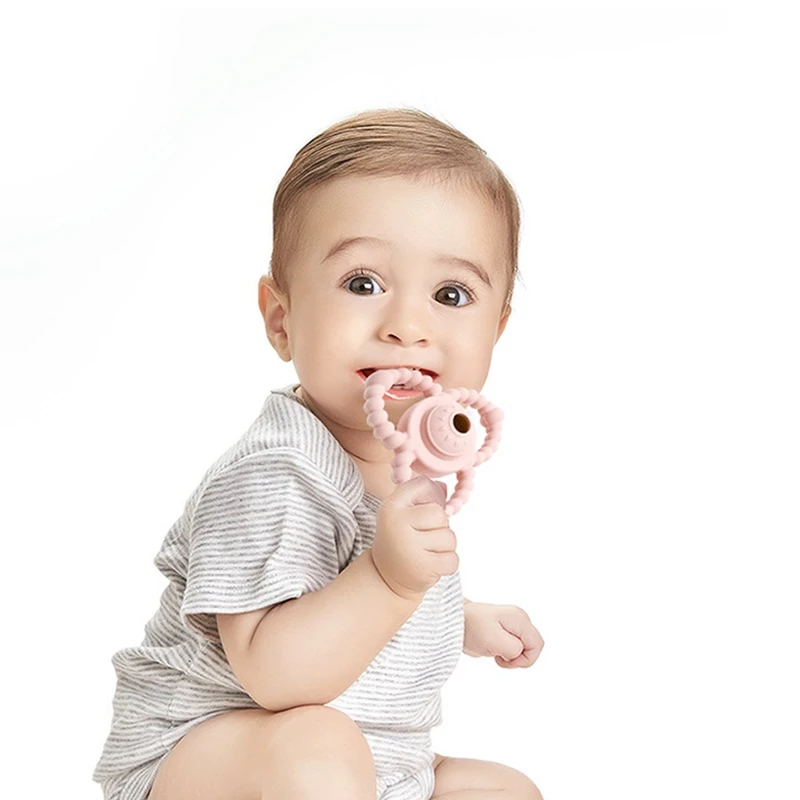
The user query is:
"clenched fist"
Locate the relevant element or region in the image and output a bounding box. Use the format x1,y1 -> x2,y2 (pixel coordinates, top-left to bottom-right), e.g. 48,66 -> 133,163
370,476 -> 458,602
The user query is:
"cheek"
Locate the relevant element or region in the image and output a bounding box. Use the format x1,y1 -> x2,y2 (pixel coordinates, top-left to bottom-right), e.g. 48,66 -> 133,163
447,325 -> 497,381
294,304 -> 368,360
330,301 -> 376,338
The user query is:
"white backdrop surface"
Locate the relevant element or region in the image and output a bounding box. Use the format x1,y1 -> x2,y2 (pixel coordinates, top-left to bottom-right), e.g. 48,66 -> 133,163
1,5 -> 797,799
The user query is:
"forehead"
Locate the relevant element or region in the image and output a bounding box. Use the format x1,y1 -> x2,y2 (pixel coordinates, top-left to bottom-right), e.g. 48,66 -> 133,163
294,174 -> 508,272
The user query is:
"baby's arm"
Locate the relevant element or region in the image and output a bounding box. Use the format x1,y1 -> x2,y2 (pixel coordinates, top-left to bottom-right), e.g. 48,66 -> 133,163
218,476 -> 454,712
218,548 -> 417,711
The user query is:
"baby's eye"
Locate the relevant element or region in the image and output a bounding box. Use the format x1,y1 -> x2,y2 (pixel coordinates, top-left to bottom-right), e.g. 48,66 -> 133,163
435,285 -> 473,307
345,274 -> 383,295
341,270 -> 474,307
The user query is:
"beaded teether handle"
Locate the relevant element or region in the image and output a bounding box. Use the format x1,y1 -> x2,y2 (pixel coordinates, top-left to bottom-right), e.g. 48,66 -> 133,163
362,368 -> 503,516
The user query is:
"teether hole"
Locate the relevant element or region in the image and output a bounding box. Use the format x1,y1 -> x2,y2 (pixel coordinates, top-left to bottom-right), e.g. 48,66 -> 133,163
452,413 -> 471,434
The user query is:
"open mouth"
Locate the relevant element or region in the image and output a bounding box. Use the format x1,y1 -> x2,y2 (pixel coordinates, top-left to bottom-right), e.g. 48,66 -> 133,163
357,367 -> 439,396
358,367 -> 438,380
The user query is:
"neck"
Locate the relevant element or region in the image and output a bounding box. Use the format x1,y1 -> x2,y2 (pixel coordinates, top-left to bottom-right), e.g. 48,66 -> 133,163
294,385 -> 394,467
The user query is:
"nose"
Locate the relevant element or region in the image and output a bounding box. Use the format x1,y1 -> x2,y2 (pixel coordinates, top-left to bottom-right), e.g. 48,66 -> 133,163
378,291 -> 432,346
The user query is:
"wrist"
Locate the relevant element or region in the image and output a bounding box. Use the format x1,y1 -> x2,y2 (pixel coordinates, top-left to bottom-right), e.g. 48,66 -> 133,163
366,549 -> 425,607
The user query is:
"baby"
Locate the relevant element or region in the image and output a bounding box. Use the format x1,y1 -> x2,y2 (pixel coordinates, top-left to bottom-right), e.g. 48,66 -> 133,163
93,108 -> 545,800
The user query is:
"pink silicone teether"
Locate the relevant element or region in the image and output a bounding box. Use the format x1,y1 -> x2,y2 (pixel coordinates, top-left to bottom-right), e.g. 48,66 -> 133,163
362,368 -> 503,516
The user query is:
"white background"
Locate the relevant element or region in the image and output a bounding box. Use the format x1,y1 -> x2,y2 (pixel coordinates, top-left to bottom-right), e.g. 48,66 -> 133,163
1,4 -> 798,799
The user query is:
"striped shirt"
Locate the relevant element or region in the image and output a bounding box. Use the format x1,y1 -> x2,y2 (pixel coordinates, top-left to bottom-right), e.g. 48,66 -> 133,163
94,384 -> 465,800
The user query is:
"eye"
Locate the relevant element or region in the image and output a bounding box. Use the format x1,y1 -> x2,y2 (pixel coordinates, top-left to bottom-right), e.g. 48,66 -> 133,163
435,284 -> 474,307
340,269 -> 475,307
343,270 -> 384,295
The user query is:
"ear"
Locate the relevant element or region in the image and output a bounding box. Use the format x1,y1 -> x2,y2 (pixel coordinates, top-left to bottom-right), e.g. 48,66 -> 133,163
495,303 -> 512,343
258,275 -> 292,362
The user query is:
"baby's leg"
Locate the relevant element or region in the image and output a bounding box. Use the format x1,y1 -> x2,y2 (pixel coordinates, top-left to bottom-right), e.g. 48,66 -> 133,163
148,705 -> 375,800
432,754 -> 543,799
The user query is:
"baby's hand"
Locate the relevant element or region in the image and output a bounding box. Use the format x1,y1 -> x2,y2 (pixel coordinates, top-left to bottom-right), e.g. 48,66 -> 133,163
371,476 -> 457,602
463,603 -> 544,668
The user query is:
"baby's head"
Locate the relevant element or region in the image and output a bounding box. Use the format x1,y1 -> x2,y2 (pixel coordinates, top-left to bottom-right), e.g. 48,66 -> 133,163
258,108 -> 521,443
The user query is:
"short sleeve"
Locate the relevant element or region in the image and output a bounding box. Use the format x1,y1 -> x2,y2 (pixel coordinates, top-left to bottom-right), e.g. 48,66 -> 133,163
181,449 -> 343,642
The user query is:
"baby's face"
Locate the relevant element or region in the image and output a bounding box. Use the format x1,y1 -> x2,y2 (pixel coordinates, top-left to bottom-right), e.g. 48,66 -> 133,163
261,173 -> 511,444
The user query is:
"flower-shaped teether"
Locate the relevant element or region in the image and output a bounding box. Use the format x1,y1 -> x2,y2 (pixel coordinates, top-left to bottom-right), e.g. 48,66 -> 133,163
362,368 -> 503,516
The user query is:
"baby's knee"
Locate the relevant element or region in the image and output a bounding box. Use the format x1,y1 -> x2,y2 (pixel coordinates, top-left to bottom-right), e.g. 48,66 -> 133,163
256,706 -> 374,797
268,705 -> 370,758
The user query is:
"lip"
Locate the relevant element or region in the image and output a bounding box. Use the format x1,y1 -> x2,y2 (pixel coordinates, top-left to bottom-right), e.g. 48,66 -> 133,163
357,366 -> 439,381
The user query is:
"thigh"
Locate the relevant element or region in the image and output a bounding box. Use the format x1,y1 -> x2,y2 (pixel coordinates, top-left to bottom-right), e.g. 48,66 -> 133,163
432,754 -> 542,799
149,705 -> 375,800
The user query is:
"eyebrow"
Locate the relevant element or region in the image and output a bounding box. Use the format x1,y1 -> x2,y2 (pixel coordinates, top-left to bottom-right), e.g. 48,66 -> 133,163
323,235 -> 493,288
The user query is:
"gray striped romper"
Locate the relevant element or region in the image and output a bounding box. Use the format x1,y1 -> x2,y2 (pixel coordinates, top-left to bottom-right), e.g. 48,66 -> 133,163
93,384 -> 465,800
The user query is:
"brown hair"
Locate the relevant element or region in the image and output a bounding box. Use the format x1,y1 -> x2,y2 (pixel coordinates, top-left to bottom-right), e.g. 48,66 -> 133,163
268,107 -> 521,309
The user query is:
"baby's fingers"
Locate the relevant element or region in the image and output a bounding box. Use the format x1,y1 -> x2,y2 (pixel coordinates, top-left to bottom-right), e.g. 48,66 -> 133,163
422,528 -> 457,554
409,503 -> 450,532
494,635 -> 544,669
431,549 -> 460,577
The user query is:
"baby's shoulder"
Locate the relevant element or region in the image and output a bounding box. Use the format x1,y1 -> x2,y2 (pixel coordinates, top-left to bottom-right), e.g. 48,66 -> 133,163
195,387 -> 363,508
